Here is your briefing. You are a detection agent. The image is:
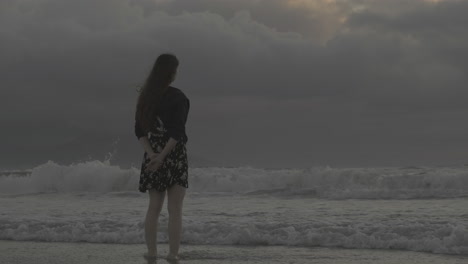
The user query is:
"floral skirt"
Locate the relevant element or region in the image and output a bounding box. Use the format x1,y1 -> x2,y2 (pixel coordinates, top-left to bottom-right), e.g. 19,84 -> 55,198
138,116 -> 188,193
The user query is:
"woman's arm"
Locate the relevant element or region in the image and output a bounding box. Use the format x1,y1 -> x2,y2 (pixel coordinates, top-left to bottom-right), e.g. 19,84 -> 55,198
136,116 -> 179,159
138,137 -> 155,155
141,97 -> 187,171
138,134 -> 179,158
158,137 -> 178,159
145,137 -> 178,171
165,97 -> 189,143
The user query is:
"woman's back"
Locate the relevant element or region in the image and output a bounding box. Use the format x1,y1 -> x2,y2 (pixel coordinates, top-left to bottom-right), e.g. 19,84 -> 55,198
155,86 -> 190,144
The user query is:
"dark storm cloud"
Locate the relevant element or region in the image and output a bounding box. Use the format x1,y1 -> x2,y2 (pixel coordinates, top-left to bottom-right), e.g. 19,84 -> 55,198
1,0 -> 468,169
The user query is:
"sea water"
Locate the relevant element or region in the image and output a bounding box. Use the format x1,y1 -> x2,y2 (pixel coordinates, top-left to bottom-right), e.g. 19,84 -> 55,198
0,160 -> 467,256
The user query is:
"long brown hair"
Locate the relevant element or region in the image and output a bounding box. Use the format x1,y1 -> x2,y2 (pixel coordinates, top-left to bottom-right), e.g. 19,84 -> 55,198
135,53 -> 179,133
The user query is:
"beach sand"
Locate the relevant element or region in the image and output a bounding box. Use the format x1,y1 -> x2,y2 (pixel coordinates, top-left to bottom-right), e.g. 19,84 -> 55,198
1,240 -> 467,264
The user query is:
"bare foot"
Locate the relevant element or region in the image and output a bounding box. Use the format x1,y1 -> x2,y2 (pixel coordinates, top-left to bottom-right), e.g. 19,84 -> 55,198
166,253 -> 180,260
143,252 -> 157,260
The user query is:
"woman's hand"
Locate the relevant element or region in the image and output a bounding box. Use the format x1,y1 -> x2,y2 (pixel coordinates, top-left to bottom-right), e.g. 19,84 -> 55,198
146,152 -> 165,172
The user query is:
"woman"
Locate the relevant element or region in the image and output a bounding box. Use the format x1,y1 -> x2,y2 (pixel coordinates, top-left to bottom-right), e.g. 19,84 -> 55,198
134,53 -> 190,261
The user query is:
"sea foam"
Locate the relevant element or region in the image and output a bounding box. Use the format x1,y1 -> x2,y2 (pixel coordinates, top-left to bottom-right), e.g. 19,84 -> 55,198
1,160 -> 467,199
0,215 -> 466,255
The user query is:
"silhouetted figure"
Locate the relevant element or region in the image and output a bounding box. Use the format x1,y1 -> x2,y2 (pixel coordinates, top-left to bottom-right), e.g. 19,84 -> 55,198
135,53 -> 190,262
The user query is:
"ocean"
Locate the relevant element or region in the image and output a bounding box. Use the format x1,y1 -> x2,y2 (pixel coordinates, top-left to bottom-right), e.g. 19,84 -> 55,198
0,160 -> 467,263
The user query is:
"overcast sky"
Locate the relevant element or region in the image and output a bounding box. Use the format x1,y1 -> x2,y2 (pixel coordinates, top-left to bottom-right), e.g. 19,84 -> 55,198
1,0 -> 468,170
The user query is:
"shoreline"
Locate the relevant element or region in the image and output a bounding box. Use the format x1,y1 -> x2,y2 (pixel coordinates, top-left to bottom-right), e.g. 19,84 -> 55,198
1,240 -> 467,264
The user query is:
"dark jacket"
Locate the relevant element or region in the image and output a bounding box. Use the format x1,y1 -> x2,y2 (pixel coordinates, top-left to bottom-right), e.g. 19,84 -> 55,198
135,86 -> 190,143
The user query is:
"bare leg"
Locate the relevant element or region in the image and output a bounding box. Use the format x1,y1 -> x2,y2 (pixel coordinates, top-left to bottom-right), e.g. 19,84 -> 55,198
145,189 -> 165,257
166,184 -> 186,259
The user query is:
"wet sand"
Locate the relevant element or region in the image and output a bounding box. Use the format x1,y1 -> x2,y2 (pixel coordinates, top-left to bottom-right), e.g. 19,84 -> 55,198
1,240 -> 467,264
